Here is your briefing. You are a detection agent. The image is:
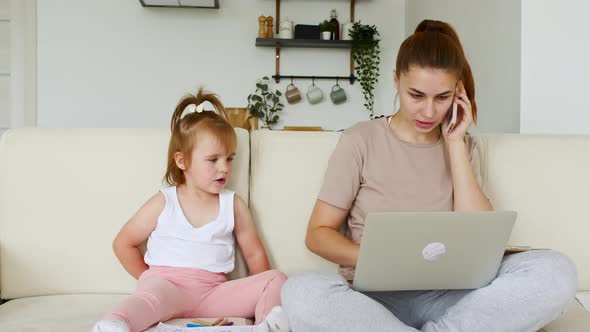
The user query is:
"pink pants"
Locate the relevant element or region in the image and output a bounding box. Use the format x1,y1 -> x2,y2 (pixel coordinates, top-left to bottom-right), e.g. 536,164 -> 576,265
105,266 -> 287,332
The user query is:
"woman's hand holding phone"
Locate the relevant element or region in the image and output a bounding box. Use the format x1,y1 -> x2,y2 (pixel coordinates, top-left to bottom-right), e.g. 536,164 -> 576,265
443,81 -> 473,142
445,102 -> 458,134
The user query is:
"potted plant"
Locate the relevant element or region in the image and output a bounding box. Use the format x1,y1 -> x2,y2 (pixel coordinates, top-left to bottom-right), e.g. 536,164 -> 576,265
349,22 -> 381,118
247,77 -> 284,129
319,20 -> 337,40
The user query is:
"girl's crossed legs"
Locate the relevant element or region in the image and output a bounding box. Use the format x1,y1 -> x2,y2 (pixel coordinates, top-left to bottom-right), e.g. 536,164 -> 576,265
104,266 -> 286,332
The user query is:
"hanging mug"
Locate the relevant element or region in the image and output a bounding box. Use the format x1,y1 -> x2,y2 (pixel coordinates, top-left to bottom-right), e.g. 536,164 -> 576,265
306,84 -> 324,104
330,84 -> 347,104
285,84 -> 302,104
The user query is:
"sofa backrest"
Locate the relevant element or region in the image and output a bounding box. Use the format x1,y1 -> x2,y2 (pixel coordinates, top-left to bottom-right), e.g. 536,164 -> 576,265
250,130 -> 340,276
251,131 -> 590,290
0,128 -> 250,299
1,128 -> 589,299
476,134 -> 590,290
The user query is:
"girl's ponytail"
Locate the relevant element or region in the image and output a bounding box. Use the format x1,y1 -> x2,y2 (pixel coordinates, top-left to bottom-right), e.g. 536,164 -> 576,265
165,88 -> 236,186
194,89 -> 228,121
171,94 -> 199,133
171,88 -> 228,133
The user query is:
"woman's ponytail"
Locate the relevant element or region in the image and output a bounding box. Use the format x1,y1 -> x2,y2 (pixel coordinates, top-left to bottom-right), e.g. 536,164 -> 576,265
397,19 -> 477,122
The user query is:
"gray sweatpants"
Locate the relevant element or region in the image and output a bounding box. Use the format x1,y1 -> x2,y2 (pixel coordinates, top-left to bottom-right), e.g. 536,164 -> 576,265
282,250 -> 577,332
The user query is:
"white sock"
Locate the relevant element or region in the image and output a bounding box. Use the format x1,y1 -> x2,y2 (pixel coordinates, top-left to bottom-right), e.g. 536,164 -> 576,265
265,306 -> 291,332
91,319 -> 130,332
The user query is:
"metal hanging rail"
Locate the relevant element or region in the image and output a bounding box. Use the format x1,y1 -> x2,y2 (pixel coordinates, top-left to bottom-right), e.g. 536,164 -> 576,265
272,75 -> 356,84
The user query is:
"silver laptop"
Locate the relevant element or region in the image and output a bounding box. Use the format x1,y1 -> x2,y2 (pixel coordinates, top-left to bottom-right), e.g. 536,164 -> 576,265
352,211 -> 516,292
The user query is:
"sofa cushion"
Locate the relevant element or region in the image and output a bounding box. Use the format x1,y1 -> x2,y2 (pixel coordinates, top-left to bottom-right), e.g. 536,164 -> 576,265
0,128 -> 250,299
542,296 -> 590,331
250,130 -> 590,291
476,135 -> 590,290
0,294 -> 126,332
0,293 -> 584,332
0,294 -> 254,332
250,130 -> 340,275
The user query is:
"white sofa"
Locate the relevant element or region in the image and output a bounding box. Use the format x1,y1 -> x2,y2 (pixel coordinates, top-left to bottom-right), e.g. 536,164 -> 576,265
0,128 -> 589,331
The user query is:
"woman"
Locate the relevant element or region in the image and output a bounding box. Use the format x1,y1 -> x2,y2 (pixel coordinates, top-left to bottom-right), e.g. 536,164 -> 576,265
281,20 -> 577,332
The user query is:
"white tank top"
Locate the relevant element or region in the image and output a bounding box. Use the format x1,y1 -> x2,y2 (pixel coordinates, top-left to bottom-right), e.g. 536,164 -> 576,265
144,186 -> 235,273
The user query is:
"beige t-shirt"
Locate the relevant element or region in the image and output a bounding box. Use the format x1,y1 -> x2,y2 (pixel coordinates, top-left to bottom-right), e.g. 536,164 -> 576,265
318,117 -> 483,280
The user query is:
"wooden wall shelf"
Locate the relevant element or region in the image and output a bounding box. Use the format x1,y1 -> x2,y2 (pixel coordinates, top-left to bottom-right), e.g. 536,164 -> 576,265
255,0 -> 356,84
255,38 -> 353,49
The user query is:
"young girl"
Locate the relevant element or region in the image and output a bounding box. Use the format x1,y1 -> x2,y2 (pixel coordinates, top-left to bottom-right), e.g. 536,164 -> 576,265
93,89 -> 290,332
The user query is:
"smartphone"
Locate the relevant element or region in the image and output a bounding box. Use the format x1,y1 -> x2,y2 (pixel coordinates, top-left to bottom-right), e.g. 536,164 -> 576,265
446,102 -> 458,134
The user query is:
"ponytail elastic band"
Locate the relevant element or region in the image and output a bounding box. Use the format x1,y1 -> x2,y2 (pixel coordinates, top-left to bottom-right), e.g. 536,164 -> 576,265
195,102 -> 205,113
183,102 -> 206,118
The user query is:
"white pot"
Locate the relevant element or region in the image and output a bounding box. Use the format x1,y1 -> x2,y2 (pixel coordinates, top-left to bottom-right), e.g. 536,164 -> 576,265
321,31 -> 332,40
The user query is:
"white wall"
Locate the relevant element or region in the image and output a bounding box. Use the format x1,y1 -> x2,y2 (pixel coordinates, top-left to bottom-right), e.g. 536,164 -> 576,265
37,0 -> 404,131
521,0 -> 590,134
0,0 -> 36,137
405,0 -> 521,134
0,0 -> 9,135
10,0 -> 37,129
